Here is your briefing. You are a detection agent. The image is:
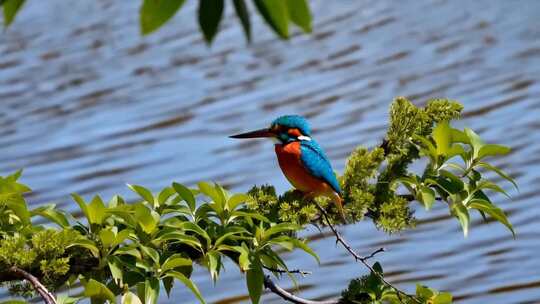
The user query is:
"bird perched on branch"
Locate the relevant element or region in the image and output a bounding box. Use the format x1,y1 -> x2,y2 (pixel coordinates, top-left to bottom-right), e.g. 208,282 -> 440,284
230,115 -> 344,219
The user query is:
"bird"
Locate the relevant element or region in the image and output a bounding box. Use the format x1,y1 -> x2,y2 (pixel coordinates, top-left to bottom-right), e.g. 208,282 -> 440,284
229,115 -> 344,218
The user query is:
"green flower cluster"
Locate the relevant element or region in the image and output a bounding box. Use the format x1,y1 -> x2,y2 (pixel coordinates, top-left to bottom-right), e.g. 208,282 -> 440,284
372,97 -> 463,232
374,195 -> 415,233
341,147 -> 385,222
0,229 -> 81,293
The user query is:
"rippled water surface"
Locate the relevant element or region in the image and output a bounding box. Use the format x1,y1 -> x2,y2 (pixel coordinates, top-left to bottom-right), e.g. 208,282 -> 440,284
2,0 -> 540,303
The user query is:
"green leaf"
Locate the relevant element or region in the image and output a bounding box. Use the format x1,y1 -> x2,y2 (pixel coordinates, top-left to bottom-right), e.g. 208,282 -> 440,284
89,195 -> 106,225
157,187 -> 176,205
468,199 -> 515,237
447,144 -> 466,160
437,170 -> 465,194
234,245 -> 251,271
162,276 -> 174,297
372,261 -> 383,274
154,231 -> 202,251
0,300 -> 29,304
419,186 -> 436,210
477,144 -> 511,160
134,204 -> 159,234
4,194 -> 30,224
227,193 -> 252,211
291,239 -> 320,264
452,202 -> 470,237
140,0 -> 186,35
161,254 -> 192,273
433,292 -> 453,304
166,271 -> 206,304
145,278 -> 160,304
108,256 -> 124,285
2,0 -> 25,27
84,279 -> 117,304
206,250 -> 221,281
474,180 -> 510,199
113,246 -> 142,259
72,193 -> 90,222
450,128 -> 469,144
99,229 -> 115,248
464,128 -> 485,158
128,184 -> 156,207
214,229 -> 248,247
198,182 -> 226,211
416,284 -> 434,299
68,238 -> 100,258
233,0 -> 251,42
140,245 -> 160,266
230,211 -> 270,223
440,162 -> 466,173
246,256 -> 264,304
56,295 -> 82,304
433,121 -> 451,155
285,0 -> 311,32
173,182 -> 196,212
269,238 -> 294,250
413,134 -> 438,163
475,161 -> 518,190
181,222 -> 211,248
263,222 -> 301,240
31,204 -> 70,227
113,229 -> 132,247
108,195 -> 125,208
122,291 -> 142,304
253,0 -> 289,39
198,0 -> 224,44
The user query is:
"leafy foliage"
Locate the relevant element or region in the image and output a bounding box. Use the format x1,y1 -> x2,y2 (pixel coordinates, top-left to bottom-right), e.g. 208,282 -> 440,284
0,172 -> 316,304
0,98 -> 517,304
340,262 -> 452,304
2,0 -> 313,44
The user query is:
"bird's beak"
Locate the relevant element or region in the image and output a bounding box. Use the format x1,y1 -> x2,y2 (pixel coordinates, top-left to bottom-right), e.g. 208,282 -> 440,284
229,128 -> 274,139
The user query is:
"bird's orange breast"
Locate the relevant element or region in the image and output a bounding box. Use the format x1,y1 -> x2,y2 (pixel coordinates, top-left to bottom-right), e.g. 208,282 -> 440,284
275,142 -> 333,195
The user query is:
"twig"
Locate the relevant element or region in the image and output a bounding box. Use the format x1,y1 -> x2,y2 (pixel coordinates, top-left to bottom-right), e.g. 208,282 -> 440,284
361,247 -> 386,261
264,275 -> 338,304
8,266 -> 57,304
263,266 -> 312,276
315,204 -> 421,304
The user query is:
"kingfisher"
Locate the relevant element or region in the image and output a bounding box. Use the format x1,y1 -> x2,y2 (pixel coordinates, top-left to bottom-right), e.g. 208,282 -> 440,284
230,115 -> 344,218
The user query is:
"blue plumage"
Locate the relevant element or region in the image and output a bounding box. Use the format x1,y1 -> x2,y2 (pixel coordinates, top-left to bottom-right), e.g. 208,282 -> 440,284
272,115 -> 311,136
300,140 -> 341,195
230,114 -> 345,218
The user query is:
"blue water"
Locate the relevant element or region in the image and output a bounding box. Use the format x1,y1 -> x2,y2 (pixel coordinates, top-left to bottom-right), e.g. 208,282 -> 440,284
1,1 -> 540,303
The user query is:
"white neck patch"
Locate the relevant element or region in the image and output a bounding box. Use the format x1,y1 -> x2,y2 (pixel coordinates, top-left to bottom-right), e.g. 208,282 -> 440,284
271,137 -> 282,144
298,135 -> 311,141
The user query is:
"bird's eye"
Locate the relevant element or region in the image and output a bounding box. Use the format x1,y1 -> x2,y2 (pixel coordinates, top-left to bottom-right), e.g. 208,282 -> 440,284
287,128 -> 302,138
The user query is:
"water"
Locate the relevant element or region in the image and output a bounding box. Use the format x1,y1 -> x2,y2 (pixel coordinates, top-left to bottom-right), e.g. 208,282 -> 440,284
1,0 -> 540,303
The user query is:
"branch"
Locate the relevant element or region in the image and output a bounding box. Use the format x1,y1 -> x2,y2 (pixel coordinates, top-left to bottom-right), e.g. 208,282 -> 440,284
264,275 -> 338,304
399,194 -> 442,202
263,266 -> 312,276
7,266 -> 57,304
315,204 -> 421,304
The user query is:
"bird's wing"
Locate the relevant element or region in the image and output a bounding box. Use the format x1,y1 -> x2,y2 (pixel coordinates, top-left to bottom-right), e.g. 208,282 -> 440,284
300,141 -> 341,194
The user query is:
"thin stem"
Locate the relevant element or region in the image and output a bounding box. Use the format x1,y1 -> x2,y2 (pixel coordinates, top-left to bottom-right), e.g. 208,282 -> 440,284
315,204 -> 421,304
8,266 -> 57,304
264,275 -> 338,304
